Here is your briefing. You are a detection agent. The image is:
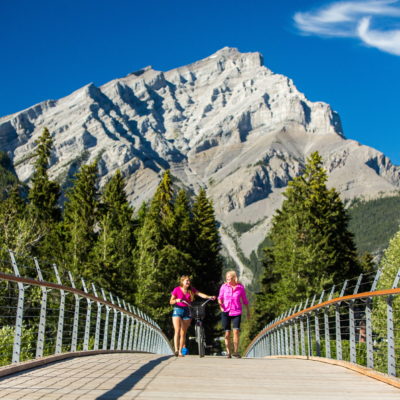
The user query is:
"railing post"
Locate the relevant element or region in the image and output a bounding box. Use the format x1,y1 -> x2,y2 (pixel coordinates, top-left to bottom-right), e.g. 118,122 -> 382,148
276,328 -> 281,355
81,278 -> 92,351
142,313 -> 150,351
109,294 -> 118,350
133,306 -> 140,351
143,313 -> 150,353
101,289 -> 111,350
68,272 -> 80,352
300,299 -> 308,357
34,258 -> 47,359
349,274 -> 362,364
387,268 -> 400,376
366,270 -> 381,368
9,251 -> 24,364
335,280 -> 347,361
127,304 -> 135,351
299,316 -> 305,356
293,304 -> 300,355
53,264 -> 65,354
270,329 -> 275,355
294,317 -> 299,355
92,284 -> 102,351
315,291 -> 324,357
116,297 -> 124,350
284,311 -> 290,355
325,286 -> 335,359
307,295 -> 316,357
287,308 -> 293,355
122,300 -> 130,350
275,329 -> 279,356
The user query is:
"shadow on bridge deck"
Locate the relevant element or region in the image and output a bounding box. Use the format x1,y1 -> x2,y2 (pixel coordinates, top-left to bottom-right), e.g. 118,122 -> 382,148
96,355 -> 171,400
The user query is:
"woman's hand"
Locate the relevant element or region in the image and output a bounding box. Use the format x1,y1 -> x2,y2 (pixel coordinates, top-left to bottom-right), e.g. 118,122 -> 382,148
209,296 -> 216,300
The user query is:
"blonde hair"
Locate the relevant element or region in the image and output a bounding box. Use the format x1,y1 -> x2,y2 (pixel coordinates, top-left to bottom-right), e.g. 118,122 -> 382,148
179,275 -> 195,302
225,270 -> 239,284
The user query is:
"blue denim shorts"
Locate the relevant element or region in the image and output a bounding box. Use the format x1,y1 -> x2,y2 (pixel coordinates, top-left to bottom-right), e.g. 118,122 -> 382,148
172,306 -> 191,320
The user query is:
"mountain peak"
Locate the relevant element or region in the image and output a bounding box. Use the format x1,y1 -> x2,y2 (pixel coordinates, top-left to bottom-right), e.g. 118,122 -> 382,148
128,65 -> 154,77
206,46 -> 264,68
1,48 -> 400,284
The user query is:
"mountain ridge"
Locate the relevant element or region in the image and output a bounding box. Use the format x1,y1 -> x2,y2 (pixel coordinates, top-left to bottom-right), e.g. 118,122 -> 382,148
1,47 -> 399,284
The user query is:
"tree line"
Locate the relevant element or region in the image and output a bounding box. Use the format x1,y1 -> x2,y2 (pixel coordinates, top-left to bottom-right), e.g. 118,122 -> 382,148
0,128 -> 223,340
241,152 -> 375,349
3,128 -> 392,354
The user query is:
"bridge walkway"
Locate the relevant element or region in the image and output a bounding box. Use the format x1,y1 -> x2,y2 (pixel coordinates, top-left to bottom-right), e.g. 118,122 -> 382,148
0,354 -> 399,400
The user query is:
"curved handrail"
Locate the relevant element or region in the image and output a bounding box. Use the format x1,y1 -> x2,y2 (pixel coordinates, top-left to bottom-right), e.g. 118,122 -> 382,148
0,272 -> 158,331
0,252 -> 174,366
246,287 -> 400,352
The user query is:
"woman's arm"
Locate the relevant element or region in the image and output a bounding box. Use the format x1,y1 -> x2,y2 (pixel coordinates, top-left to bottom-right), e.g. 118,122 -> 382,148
170,295 -> 181,305
218,298 -> 224,311
241,287 -> 251,318
196,292 -> 216,300
218,285 -> 225,311
245,303 -> 251,319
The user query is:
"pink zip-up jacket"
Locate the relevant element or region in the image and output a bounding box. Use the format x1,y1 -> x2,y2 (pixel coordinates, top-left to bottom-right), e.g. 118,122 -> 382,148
218,283 -> 249,316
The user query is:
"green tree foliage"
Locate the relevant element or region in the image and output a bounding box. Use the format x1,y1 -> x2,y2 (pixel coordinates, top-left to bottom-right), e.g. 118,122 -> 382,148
172,189 -> 193,254
0,152 -> 20,199
28,128 -> 60,222
348,195 -> 400,257
373,230 -> 400,374
192,188 -> 222,295
134,171 -> 184,335
247,152 -> 362,340
0,185 -> 43,257
192,188 -> 223,341
134,174 -> 223,341
26,128 -> 62,260
62,161 -> 99,278
92,170 -> 136,303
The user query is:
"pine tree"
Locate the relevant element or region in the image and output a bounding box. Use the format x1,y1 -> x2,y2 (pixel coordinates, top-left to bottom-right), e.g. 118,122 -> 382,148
92,170 -> 136,303
372,230 -> 400,374
192,188 -> 223,342
62,161 -> 99,279
192,188 -> 222,289
28,128 -> 60,222
0,184 -> 43,257
242,248 -> 280,346
134,171 -> 183,334
255,152 -> 362,320
173,189 -> 193,255
0,151 -> 20,200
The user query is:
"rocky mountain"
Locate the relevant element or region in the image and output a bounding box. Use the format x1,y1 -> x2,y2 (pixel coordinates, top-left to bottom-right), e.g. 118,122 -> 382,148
1,47 -> 399,284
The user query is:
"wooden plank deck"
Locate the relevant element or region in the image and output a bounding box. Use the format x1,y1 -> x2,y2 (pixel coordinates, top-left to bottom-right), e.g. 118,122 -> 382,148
0,353 -> 399,399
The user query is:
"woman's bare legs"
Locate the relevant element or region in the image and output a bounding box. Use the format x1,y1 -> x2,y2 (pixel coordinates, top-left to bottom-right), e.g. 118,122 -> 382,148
179,319 -> 192,354
172,317 -> 182,353
224,330 -> 231,355
233,329 -> 240,353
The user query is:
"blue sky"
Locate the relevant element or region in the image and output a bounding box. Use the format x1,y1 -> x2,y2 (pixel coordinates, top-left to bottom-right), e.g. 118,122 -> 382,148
1,0 -> 400,164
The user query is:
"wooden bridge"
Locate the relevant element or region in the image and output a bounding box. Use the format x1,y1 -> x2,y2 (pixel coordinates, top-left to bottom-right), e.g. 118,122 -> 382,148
0,353 -> 399,399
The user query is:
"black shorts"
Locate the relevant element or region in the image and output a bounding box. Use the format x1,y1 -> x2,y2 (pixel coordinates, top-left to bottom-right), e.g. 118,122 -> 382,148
221,312 -> 241,331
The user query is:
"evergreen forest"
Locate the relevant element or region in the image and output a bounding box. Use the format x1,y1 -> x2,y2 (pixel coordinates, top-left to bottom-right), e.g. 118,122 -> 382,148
0,128 -> 223,348
1,129 -> 399,356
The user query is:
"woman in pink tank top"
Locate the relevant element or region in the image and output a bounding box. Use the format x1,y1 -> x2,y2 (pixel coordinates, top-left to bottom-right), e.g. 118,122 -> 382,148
170,275 -> 215,357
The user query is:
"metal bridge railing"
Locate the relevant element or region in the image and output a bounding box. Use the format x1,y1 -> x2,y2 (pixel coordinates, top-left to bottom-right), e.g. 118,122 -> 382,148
245,269 -> 400,378
0,250 -> 173,367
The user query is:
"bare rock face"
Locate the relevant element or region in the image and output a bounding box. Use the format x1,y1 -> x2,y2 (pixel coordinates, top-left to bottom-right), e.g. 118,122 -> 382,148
1,47 -> 399,284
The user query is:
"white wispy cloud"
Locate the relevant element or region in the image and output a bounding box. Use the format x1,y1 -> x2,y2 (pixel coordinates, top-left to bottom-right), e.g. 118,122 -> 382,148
294,0 -> 400,56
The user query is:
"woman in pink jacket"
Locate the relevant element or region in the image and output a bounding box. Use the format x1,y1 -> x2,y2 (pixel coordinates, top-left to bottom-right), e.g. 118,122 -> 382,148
218,270 -> 250,358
